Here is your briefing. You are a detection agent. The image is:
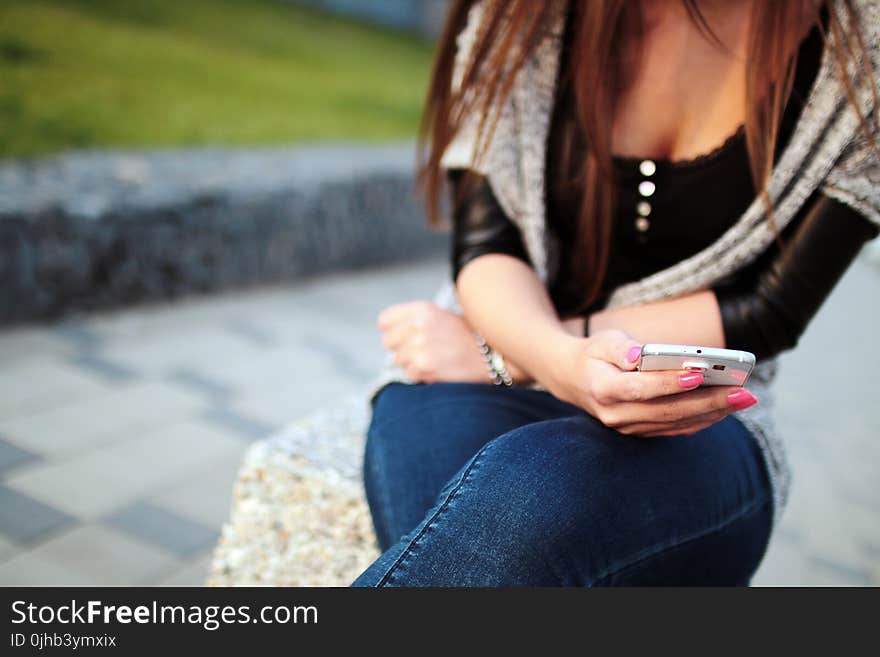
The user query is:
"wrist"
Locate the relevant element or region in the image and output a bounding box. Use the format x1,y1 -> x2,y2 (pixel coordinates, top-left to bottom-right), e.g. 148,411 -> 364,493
561,315 -> 587,338
531,330 -> 581,390
505,360 -> 531,384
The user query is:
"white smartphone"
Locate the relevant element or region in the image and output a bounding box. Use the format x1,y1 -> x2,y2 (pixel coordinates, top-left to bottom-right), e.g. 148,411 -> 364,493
638,344 -> 756,387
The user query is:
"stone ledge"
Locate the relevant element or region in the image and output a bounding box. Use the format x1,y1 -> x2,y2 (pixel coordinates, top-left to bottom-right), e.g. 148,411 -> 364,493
208,396 -> 379,586
0,143 -> 446,324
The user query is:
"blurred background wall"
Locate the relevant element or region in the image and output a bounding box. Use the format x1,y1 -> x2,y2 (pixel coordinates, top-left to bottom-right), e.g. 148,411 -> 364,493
0,0 -> 449,324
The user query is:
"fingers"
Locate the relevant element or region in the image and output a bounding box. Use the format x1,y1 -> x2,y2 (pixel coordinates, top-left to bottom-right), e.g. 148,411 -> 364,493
616,407 -> 731,437
585,329 -> 642,371
595,368 -> 705,404
628,385 -> 744,422
378,300 -> 435,351
381,322 -> 415,351
392,342 -> 431,382
596,385 -> 756,430
391,336 -> 420,367
376,300 -> 435,330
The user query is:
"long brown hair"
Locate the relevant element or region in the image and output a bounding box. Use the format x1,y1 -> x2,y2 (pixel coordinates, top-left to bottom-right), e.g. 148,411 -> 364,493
418,0 -> 878,313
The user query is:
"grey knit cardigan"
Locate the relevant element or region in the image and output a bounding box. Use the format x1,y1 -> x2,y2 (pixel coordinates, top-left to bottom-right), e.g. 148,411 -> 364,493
372,0 -> 880,526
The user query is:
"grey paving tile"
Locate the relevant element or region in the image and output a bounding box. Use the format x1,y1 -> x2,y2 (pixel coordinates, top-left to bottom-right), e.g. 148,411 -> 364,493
0,328 -> 77,367
806,554 -> 871,586
0,485 -> 76,543
152,450 -> 244,529
96,420 -> 249,491
5,419 -> 249,521
157,552 -> 213,586
0,356 -> 112,421
0,553 -> 96,586
292,259 -> 447,324
773,525 -> 805,547
99,330 -> 263,378
225,319 -> 278,347
830,473 -> 880,514
0,524 -> 178,586
835,498 -> 880,548
69,352 -> 138,383
200,408 -> 274,442
0,536 -> 20,562
166,368 -> 236,399
0,381 -> 206,458
753,539 -> 813,586
0,437 -> 40,476
302,333 -> 379,383
783,470 -> 867,568
105,501 -> 218,557
190,342 -> 333,395
4,450 -> 154,520
865,239 -> 880,265
229,373 -> 362,428
863,542 -> 880,560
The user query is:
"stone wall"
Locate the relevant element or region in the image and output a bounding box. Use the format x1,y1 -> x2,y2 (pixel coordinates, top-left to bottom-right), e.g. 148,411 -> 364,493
0,143 -> 447,324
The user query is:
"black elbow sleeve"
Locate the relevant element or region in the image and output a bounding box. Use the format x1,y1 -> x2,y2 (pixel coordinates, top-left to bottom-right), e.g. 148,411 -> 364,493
449,170 -> 531,281
716,194 -> 879,360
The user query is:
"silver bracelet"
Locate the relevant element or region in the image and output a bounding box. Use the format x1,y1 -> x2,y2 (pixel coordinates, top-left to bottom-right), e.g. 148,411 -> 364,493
475,334 -> 513,386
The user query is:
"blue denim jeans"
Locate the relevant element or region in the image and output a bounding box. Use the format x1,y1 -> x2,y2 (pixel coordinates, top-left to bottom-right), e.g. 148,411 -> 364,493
352,382 -> 773,586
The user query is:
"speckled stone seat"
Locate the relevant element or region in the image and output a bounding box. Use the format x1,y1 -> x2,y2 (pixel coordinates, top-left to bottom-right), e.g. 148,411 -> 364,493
208,396 -> 380,586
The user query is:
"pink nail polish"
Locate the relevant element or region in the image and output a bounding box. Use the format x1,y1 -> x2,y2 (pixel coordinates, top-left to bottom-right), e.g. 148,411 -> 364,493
679,372 -> 703,389
626,346 -> 642,363
727,389 -> 758,411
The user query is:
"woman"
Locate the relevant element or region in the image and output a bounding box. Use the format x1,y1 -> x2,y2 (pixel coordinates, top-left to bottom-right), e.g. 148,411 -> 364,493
352,0 -> 879,586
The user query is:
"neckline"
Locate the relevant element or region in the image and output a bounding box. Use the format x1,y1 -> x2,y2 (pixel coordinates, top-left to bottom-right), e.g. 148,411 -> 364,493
611,124 -> 747,171
606,15 -> 826,174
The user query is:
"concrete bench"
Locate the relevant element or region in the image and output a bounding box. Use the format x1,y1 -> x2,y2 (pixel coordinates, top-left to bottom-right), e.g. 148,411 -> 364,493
208,395 -> 379,586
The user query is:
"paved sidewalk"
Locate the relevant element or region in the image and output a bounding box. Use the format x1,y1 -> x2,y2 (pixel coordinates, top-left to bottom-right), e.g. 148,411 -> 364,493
0,253 -> 878,585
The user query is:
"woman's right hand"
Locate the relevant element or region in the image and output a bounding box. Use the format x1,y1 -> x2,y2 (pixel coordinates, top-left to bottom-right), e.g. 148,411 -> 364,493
542,329 -> 758,437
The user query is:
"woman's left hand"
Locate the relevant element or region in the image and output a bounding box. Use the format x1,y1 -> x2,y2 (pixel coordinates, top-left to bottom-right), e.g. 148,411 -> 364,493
377,300 -> 489,384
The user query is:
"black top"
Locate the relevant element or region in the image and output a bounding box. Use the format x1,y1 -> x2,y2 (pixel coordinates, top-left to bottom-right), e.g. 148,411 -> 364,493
544,12 -> 827,316
449,13 -> 879,359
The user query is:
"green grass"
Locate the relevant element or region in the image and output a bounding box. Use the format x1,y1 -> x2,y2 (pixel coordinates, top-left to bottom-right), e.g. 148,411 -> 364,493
0,0 -> 435,157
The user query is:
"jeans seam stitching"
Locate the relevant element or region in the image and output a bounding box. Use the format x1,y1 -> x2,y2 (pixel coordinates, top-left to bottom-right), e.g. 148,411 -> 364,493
590,496 -> 772,586
373,440 -> 499,587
